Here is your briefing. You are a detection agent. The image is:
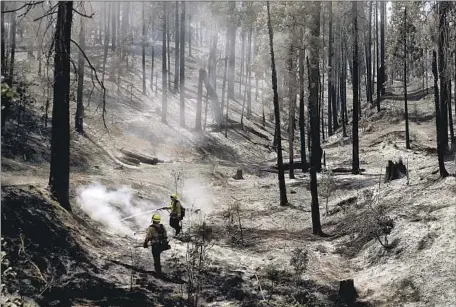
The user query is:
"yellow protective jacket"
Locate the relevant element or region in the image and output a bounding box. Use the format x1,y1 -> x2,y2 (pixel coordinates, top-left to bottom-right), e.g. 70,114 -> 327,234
169,199 -> 182,219
144,223 -> 168,246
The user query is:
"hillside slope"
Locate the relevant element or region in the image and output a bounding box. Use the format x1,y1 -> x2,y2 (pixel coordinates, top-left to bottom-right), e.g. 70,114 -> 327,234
2,47 -> 455,307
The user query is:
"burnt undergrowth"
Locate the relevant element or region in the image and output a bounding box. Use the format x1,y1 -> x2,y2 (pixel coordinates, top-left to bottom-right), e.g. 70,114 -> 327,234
0,185 -> 184,306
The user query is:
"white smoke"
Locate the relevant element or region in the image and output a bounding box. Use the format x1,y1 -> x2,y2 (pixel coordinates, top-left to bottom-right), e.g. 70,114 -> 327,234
76,183 -> 164,237
75,175 -> 217,238
180,179 -> 217,216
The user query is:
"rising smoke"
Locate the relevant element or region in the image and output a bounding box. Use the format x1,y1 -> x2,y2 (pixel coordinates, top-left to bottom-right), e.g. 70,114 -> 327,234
75,178 -> 216,237
76,183 -> 161,237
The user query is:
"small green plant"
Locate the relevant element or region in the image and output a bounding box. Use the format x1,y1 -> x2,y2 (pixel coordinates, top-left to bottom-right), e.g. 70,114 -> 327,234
289,247 -> 309,278
185,220 -> 214,307
222,202 -> 245,246
265,264 -> 281,303
1,82 -> 19,100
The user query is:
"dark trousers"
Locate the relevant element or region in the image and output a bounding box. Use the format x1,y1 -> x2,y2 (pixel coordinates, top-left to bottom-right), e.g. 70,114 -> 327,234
151,246 -> 162,274
169,215 -> 182,235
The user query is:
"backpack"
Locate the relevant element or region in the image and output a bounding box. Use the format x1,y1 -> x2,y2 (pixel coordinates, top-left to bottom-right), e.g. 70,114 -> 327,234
174,200 -> 185,220
181,205 -> 186,219
153,224 -> 171,251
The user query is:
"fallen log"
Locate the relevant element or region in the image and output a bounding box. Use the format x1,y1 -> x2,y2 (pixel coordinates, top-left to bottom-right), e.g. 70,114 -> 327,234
272,161 -> 310,171
117,156 -> 140,166
119,149 -> 163,165
332,167 -> 366,173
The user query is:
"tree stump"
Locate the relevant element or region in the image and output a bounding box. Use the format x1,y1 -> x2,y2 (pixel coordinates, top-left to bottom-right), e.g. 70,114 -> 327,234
384,159 -> 408,182
339,279 -> 358,306
233,168 -> 243,180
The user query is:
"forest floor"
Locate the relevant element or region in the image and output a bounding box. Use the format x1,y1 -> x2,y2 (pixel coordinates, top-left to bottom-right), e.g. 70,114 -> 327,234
1,45 -> 456,307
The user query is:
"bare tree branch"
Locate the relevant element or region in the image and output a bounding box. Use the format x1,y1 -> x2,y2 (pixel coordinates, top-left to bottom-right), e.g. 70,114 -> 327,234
1,1 -> 44,14
72,8 -> 94,19
34,6 -> 58,22
70,38 -> 108,129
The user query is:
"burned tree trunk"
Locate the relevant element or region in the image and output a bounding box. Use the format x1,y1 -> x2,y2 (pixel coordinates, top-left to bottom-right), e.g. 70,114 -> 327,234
247,25 -> 253,119
267,1 -> 288,207
384,159 -> 408,182
75,16 -> 85,134
339,279 -> 359,306
233,168 -> 243,180
142,3 -> 146,94
308,2 -> 323,234
174,1 -> 180,93
227,2 -> 236,99
195,68 -> 204,131
432,50 -> 449,178
180,2 -> 186,127
299,44 -> 308,173
438,1 -> 449,152
111,2 -> 117,51
161,3 -> 168,124
1,1 -> 6,77
352,1 -> 360,175
49,1 -> 74,211
101,3 -> 110,83
8,2 -> 17,82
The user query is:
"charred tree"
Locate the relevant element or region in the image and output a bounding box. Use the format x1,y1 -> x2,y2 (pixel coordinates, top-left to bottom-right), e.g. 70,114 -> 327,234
162,3 -> 168,124
450,65 -> 455,145
299,45 -> 308,172
227,2 -> 236,99
384,159 -> 408,182
380,1 -> 386,96
403,7 -> 410,149
111,2 -> 117,51
267,1 -> 288,207
180,1 -> 186,127
438,2 -> 449,151
49,1 -> 74,211
221,29 -> 229,117
174,1 -> 180,92
239,30 -> 245,96
352,1 -> 360,175
340,36 -> 348,137
8,2 -> 16,82
308,2 -> 323,234
327,1 -> 334,136
367,2 -> 373,105
150,44 -> 155,90
1,1 -> 6,77
330,3 -> 339,134
287,30 -> 297,179
196,68 -> 204,131
432,51 -> 449,178
75,16 -> 85,134
376,1 -> 381,112
101,3 -> 111,83
142,3 -> 146,94
188,10 -> 192,57
247,26 -> 253,119
167,14 -> 171,90
120,2 -> 130,60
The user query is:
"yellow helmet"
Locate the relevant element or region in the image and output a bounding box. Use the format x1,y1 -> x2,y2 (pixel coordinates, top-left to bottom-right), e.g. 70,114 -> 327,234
152,214 -> 161,223
170,194 -> 178,200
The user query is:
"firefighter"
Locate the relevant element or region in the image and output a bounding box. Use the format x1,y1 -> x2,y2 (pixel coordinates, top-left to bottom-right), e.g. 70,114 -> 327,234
143,214 -> 168,275
163,194 -> 184,237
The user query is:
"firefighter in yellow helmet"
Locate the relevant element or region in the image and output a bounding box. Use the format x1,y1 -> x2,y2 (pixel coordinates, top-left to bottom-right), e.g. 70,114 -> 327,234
143,213 -> 169,275
164,194 -> 183,237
